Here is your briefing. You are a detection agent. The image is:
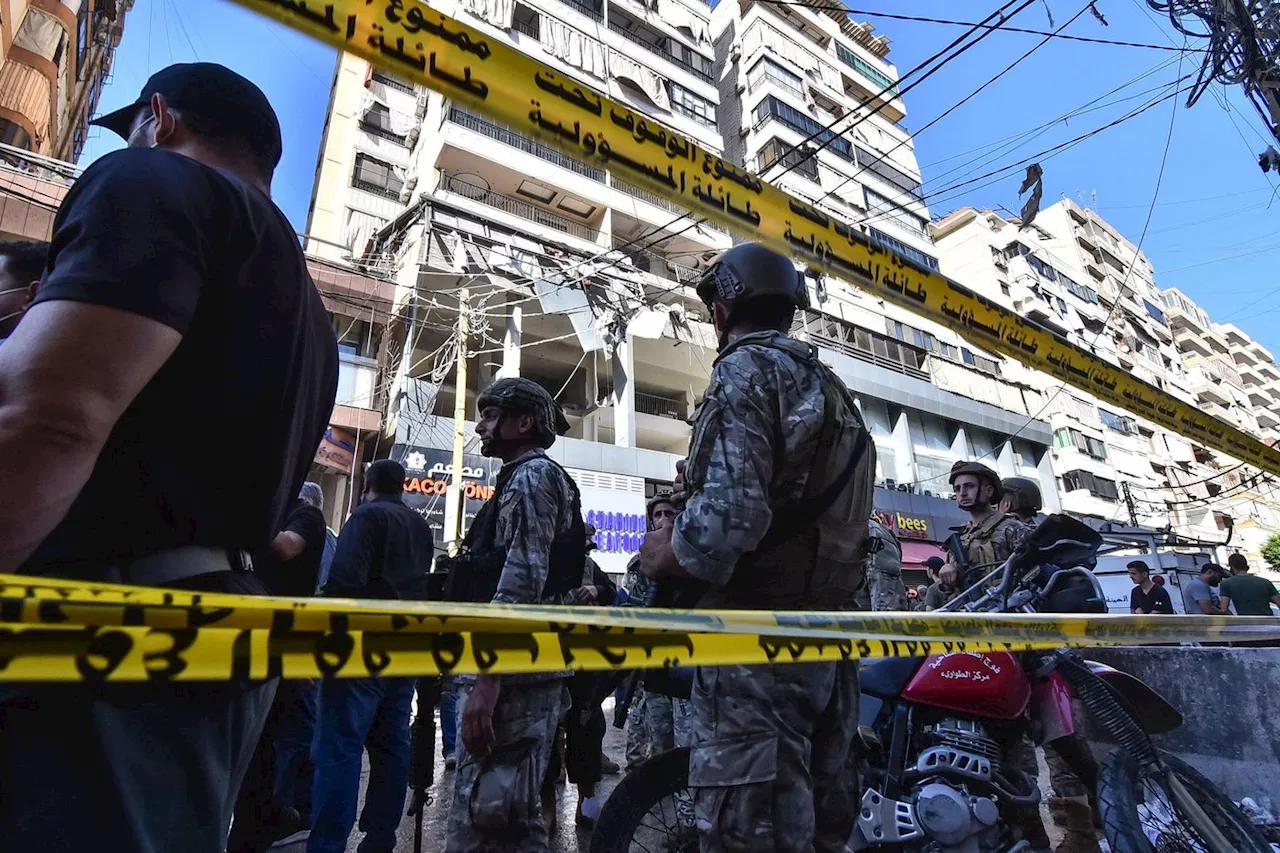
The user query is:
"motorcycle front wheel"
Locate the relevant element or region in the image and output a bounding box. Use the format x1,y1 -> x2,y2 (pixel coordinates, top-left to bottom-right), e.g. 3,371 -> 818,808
590,747 -> 696,853
1097,748 -> 1271,853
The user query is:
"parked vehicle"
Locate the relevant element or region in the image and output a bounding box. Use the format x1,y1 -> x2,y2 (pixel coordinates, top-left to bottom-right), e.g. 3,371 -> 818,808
591,514 -> 1270,853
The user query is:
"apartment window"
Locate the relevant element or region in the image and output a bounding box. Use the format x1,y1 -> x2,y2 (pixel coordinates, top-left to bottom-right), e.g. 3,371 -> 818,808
748,57 -> 804,99
372,69 -> 414,94
334,318 -> 373,357
360,102 -> 407,144
865,188 -> 929,238
513,4 -> 540,37
669,83 -> 715,126
834,41 -> 898,95
1062,470 -> 1119,501
855,146 -> 923,198
1143,299 -> 1169,326
1053,427 -> 1108,460
753,96 -> 852,159
961,348 -> 1001,375
758,137 -> 819,183
668,41 -> 714,81
1098,408 -> 1138,435
1000,283 -> 1011,296
351,153 -> 403,199
0,117 -> 32,150
1061,274 -> 1098,305
867,228 -> 939,272
886,319 -> 973,370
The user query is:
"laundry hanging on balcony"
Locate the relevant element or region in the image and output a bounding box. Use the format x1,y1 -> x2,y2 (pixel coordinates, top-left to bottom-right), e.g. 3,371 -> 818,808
540,18 -> 607,79
742,20 -> 819,76
608,49 -> 670,109
457,0 -> 515,30
358,90 -> 419,137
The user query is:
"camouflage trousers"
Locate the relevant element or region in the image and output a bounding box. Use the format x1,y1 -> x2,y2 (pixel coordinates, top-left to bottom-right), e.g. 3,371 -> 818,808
1045,735 -> 1101,853
644,691 -> 695,829
689,662 -> 859,853
445,680 -> 567,853
624,692 -> 648,769
1004,734 -> 1052,847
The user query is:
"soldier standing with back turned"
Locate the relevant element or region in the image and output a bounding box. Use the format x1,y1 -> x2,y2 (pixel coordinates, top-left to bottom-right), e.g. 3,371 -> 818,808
640,242 -> 876,853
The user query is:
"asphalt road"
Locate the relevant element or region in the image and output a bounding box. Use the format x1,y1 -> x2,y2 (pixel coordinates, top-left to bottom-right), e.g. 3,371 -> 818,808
272,696 -> 631,853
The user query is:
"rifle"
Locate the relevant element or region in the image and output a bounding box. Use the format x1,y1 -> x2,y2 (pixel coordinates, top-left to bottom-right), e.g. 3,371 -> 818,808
613,670 -> 644,729
407,675 -> 442,853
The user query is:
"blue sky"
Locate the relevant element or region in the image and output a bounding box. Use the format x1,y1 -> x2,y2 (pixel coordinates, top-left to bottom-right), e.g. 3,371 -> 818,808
80,0 -> 1280,356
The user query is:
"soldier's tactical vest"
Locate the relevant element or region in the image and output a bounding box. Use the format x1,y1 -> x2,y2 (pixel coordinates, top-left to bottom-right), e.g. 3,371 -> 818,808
693,338 -> 876,611
440,456 -> 586,604
961,511 -> 1022,572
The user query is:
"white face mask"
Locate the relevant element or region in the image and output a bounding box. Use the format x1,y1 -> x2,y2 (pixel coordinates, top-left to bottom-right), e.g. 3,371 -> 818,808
126,114 -> 159,149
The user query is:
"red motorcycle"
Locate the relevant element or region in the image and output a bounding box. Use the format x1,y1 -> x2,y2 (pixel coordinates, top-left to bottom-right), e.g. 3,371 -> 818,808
592,515 -> 1269,853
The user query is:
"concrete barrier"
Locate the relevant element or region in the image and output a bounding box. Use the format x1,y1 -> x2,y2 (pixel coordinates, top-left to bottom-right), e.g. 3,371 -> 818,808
1083,646 -> 1280,803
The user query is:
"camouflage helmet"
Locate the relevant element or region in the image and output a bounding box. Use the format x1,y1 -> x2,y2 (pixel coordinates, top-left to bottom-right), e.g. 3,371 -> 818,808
695,242 -> 811,312
948,460 -> 1002,497
1001,476 -> 1043,515
476,377 -> 570,449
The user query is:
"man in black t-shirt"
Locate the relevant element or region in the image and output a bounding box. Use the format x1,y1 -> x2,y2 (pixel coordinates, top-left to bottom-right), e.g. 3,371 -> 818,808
1128,560 -> 1174,615
0,64 -> 337,851
260,482 -> 330,598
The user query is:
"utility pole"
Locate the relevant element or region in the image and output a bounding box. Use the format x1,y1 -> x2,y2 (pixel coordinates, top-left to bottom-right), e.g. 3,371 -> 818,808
446,289 -> 469,556
1122,481 -> 1139,528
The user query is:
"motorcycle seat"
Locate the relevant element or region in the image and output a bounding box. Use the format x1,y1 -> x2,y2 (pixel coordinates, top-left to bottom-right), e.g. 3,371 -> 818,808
860,657 -> 922,700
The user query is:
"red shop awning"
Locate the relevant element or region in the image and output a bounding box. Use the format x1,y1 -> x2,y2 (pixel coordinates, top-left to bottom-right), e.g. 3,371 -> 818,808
901,541 -> 947,567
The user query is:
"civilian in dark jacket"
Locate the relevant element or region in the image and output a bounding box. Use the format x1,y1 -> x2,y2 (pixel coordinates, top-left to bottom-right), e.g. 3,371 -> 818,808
309,460 -> 434,853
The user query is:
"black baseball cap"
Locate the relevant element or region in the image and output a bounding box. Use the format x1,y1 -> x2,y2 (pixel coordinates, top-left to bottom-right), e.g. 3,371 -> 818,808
91,63 -> 283,170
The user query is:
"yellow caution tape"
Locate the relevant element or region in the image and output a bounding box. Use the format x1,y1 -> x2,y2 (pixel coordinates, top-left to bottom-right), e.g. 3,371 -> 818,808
230,0 -> 1280,477
2,574 -> 1279,681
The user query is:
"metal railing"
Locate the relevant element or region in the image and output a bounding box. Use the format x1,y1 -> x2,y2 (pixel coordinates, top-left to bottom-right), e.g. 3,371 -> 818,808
606,19 -> 714,82
636,391 -> 687,419
438,172 -> 600,241
514,15 -> 539,37
555,0 -> 602,21
447,107 -> 605,181
611,177 -> 728,234
0,141 -> 80,184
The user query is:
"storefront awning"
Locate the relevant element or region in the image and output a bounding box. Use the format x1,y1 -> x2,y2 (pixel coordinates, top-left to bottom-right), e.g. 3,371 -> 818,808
901,540 -> 946,567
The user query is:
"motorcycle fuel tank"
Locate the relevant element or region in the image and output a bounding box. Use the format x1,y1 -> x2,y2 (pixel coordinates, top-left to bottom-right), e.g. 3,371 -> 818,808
901,652 -> 1031,720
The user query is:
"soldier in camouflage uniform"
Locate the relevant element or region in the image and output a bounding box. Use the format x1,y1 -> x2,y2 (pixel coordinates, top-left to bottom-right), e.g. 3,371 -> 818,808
640,243 -> 875,853
853,516 -> 908,611
446,378 -> 575,853
1001,478 -> 1100,853
943,462 -> 1049,851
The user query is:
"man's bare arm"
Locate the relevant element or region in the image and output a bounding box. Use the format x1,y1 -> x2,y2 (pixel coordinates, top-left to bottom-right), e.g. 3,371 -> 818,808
269,531 -> 307,562
0,301 -> 180,571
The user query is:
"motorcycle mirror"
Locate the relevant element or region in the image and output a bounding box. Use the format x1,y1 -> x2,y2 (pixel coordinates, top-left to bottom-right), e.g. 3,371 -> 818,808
1019,514 -> 1103,570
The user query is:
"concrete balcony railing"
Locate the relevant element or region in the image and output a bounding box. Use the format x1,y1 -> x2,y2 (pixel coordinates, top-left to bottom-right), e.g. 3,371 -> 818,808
438,172 -> 601,242
635,390 -> 687,420
447,106 -> 606,183
0,142 -> 80,241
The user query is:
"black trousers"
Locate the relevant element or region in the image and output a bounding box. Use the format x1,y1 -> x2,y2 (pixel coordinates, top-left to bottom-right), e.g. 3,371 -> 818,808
546,672 -> 612,790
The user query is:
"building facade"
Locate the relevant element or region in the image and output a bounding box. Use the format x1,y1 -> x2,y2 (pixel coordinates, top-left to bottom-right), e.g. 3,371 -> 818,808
0,0 -> 131,164
0,0 -> 131,243
933,201 -> 1280,567
304,0 -> 1064,581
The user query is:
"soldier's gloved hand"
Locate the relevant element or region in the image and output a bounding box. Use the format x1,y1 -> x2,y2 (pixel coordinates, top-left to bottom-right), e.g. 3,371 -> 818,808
565,585 -> 600,605
462,674 -> 500,758
671,458 -> 688,509
640,524 -> 682,580
939,561 -> 960,589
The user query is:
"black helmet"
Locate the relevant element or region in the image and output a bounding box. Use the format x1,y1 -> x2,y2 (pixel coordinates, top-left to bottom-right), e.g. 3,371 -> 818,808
476,377 -> 570,449
695,242 -> 811,312
949,460 -> 1002,496
1001,477 -> 1043,515
646,492 -> 675,518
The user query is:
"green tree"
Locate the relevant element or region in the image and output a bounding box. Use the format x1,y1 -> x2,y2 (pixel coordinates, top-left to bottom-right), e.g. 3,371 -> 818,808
1264,533 -> 1280,570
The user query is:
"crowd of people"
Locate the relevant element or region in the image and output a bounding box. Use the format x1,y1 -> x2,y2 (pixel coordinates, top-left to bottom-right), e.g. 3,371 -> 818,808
2,58 -> 1276,853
